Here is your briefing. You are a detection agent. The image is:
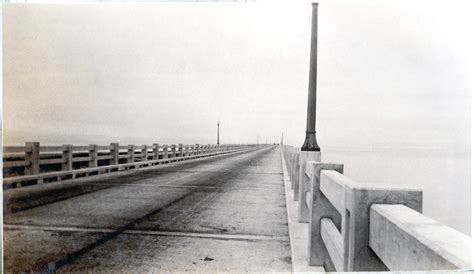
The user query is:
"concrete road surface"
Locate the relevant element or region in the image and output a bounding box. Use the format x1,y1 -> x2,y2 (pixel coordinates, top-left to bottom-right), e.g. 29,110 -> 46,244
3,146 -> 292,272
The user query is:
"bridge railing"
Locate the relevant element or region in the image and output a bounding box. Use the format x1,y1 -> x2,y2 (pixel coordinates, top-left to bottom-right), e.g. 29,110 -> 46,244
282,145 -> 471,272
3,142 -> 257,188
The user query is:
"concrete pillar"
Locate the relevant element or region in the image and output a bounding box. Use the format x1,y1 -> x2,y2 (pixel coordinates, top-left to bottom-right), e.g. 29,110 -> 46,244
343,185 -> 422,271
110,143 -> 119,165
162,145 -> 168,159
89,144 -> 98,168
142,145 -> 148,161
25,142 -> 40,176
298,151 -> 321,222
62,144 -> 73,171
178,144 -> 183,158
307,162 -> 344,268
169,144 -> 175,158
153,143 -> 159,160
128,145 -> 135,163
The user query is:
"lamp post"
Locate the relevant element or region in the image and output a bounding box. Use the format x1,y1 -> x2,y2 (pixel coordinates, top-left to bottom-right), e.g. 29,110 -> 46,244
217,120 -> 220,145
296,3 -> 322,224
301,2 -> 321,152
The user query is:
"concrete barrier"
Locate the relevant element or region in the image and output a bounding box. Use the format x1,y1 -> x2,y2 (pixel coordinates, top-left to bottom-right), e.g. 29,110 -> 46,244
370,204 -> 472,270
3,142 -> 258,188
297,151 -> 320,222
4,146 -> 269,214
281,145 -> 471,272
306,161 -> 343,269
320,170 -> 423,271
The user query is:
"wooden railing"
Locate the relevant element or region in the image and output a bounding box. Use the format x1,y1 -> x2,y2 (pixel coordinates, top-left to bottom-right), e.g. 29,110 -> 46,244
3,142 -> 257,189
282,145 -> 471,272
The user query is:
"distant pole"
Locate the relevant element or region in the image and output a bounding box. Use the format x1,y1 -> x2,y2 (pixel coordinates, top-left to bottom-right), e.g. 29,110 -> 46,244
301,3 -> 321,152
257,136 -> 259,146
217,120 -> 220,145
281,132 -> 284,145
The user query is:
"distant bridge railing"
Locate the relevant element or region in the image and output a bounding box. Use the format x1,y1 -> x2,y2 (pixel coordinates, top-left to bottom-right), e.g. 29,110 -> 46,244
282,145 -> 471,272
2,142 -> 258,189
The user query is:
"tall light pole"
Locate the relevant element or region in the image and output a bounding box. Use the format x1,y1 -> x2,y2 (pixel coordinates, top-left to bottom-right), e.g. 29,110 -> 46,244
296,3 -> 322,224
217,120 -> 220,145
301,3 -> 321,152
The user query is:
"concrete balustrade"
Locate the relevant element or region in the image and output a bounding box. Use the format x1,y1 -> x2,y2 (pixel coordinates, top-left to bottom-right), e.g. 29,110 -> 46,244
320,170 -> 423,271
369,204 -> 472,270
281,145 -> 471,272
306,162 -> 343,268
297,151 -> 321,222
3,142 -> 259,188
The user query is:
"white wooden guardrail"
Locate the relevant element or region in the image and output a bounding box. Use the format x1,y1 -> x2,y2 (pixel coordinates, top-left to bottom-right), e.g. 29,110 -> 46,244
3,142 -> 258,188
282,145 -> 471,272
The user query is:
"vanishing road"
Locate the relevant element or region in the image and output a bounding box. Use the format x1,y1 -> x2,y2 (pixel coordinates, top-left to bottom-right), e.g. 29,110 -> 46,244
3,146 -> 292,272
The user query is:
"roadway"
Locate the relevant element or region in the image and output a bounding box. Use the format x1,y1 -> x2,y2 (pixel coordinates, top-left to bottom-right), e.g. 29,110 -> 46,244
3,145 -> 292,272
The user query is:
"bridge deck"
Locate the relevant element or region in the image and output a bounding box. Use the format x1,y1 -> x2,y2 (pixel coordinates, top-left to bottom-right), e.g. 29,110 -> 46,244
3,146 -> 292,272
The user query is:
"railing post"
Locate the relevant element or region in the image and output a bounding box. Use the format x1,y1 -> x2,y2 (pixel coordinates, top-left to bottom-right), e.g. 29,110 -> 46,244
128,145 -> 135,163
163,145 -> 168,159
153,143 -> 159,160
298,151 -> 321,222
62,144 -> 73,171
178,144 -> 183,158
110,143 -> 119,165
89,144 -> 98,168
25,142 -> 40,176
307,162 -> 344,268
195,144 -> 200,156
142,145 -> 148,161
342,183 -> 422,271
171,144 -> 177,158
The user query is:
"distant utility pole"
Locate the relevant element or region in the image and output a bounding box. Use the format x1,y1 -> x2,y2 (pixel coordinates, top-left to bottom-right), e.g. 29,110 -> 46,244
217,120 -> 220,145
301,3 -> 321,152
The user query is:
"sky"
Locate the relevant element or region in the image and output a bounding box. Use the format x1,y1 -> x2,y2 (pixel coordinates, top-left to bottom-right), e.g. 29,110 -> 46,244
2,0 -> 473,149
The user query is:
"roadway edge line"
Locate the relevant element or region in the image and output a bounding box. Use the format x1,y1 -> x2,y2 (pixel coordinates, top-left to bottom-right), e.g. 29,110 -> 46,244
279,146 -> 326,273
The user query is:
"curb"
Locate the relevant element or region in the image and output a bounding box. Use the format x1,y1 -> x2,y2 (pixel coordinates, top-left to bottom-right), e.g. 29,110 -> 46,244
280,146 -> 325,273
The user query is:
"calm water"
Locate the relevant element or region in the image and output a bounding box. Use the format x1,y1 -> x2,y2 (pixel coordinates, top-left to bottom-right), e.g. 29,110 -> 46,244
322,147 -> 471,235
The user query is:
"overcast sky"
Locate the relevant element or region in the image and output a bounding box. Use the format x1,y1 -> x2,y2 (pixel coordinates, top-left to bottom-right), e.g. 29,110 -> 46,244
3,0 -> 473,149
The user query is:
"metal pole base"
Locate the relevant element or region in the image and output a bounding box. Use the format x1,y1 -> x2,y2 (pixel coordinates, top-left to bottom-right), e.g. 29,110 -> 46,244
301,131 -> 320,151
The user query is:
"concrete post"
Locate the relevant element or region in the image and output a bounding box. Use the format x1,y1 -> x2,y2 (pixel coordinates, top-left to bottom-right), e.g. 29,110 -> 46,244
195,144 -> 200,155
307,162 -> 344,268
298,151 -> 321,222
343,185 -> 422,271
110,143 -> 119,165
62,144 -> 73,171
142,145 -> 148,161
89,144 -> 98,168
162,145 -> 168,159
171,144 -> 177,158
128,145 -> 135,163
153,143 -> 159,160
25,142 -> 40,176
178,144 -> 183,158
